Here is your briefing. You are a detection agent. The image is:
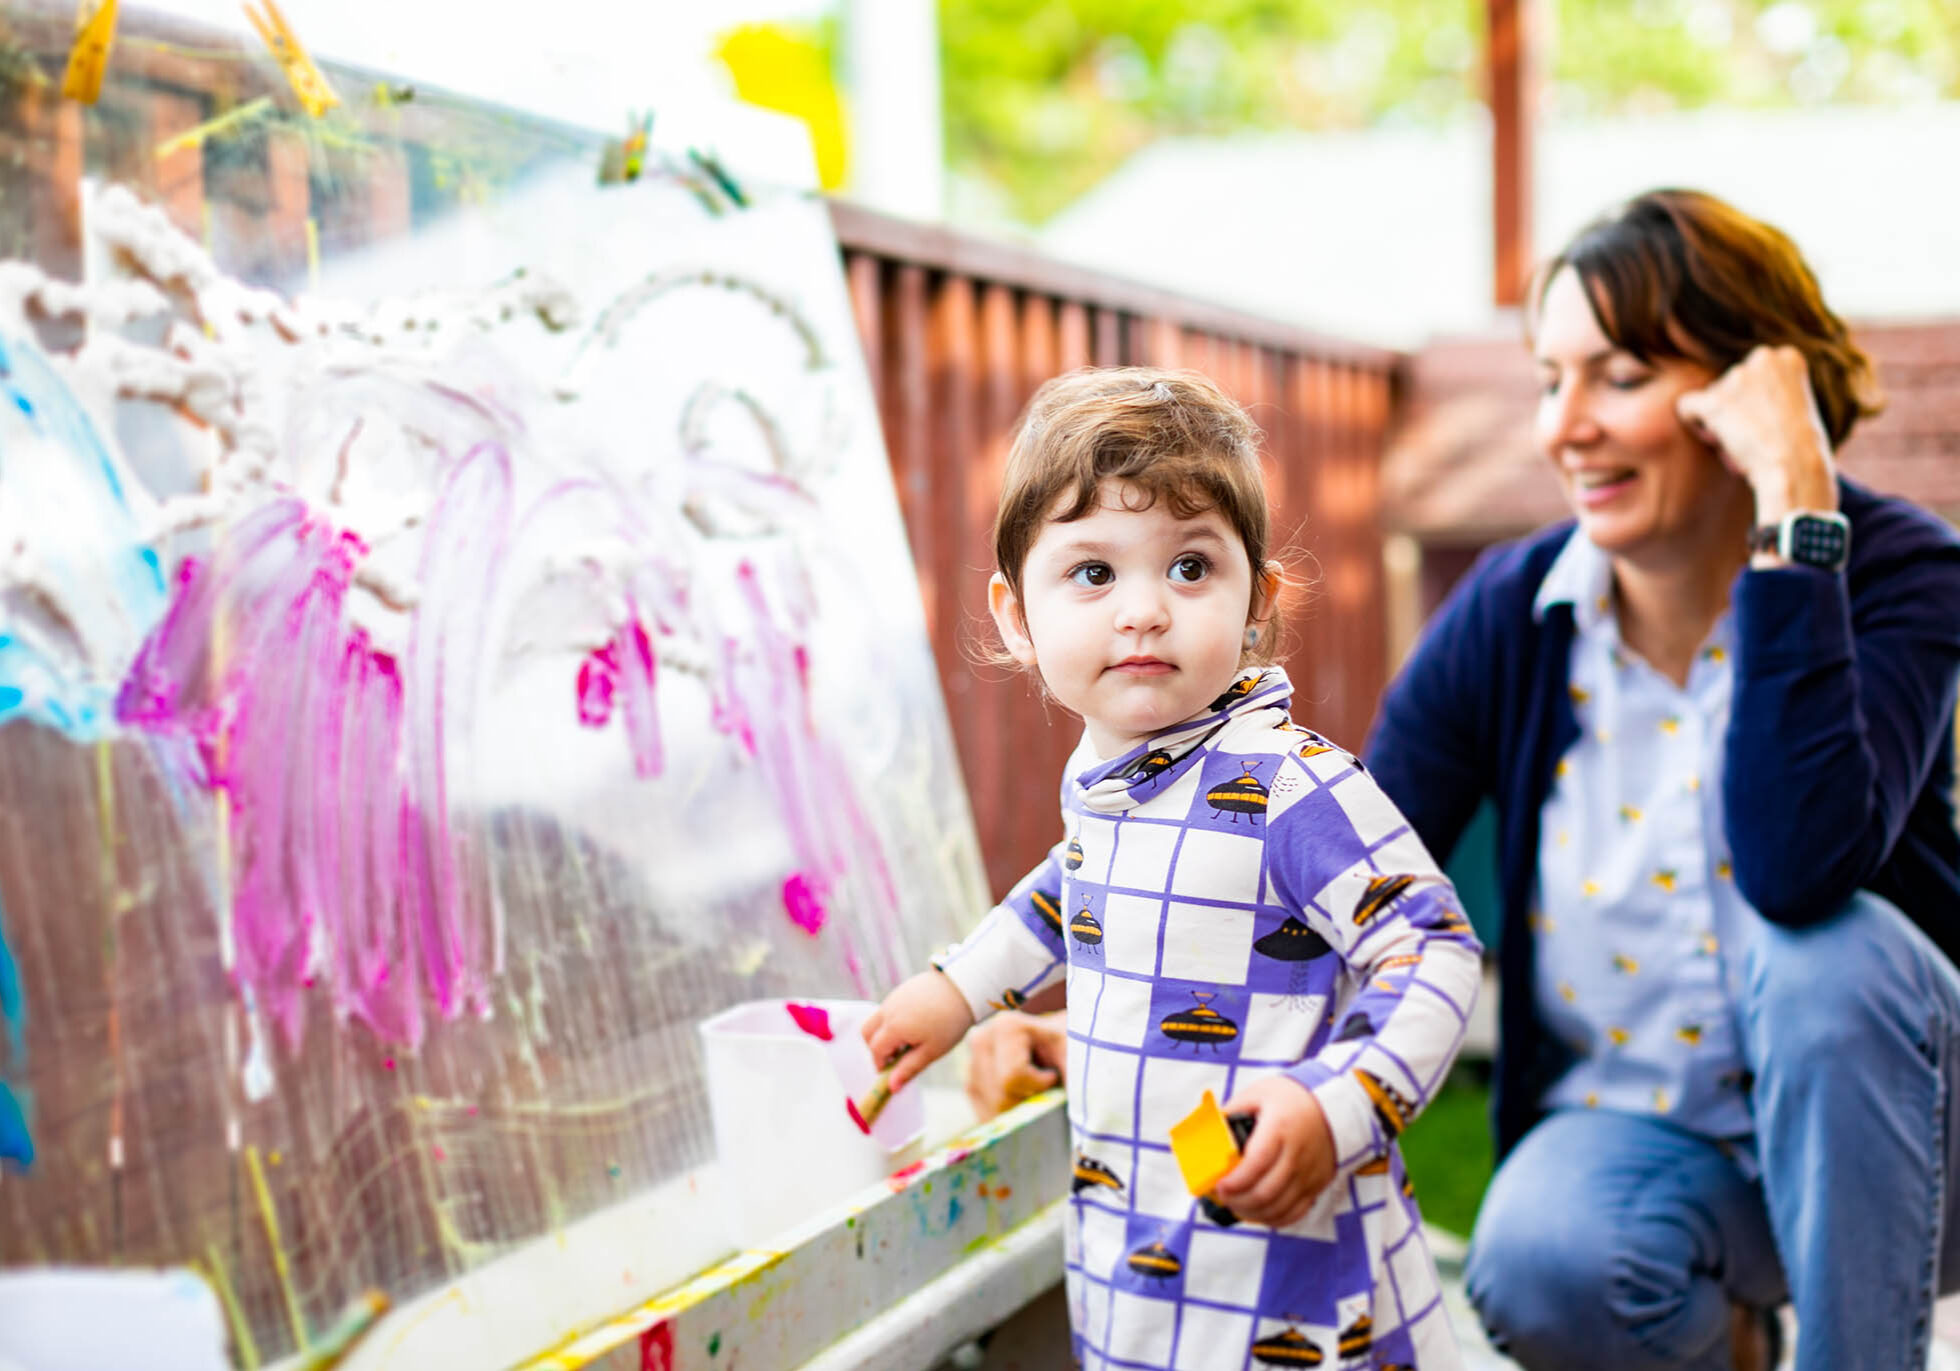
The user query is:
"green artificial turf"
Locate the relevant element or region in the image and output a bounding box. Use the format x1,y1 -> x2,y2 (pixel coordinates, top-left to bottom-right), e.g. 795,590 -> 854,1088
1398,1062 -> 1494,1241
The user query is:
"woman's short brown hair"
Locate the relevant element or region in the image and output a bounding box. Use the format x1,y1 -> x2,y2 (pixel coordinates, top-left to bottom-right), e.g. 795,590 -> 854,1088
1532,188 -> 1882,448
993,366 -> 1275,654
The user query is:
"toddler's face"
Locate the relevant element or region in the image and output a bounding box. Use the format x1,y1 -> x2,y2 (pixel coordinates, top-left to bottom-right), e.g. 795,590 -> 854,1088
991,479 -> 1261,758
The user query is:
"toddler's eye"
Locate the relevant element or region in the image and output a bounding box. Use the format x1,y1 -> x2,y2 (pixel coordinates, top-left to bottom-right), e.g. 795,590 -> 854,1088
1169,555 -> 1210,584
1069,562 -> 1113,587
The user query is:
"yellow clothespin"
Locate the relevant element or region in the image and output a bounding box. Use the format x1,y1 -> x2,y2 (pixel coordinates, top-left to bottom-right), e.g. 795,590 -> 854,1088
60,0 -> 119,105
242,0 -> 340,119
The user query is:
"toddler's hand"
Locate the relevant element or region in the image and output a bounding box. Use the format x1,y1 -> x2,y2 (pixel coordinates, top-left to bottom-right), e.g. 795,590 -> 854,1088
861,970 -> 975,1092
1211,1075 -> 1336,1229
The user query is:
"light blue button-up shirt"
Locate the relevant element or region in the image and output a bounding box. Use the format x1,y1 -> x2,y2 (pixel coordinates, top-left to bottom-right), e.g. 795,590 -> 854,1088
1531,531 -> 1760,1155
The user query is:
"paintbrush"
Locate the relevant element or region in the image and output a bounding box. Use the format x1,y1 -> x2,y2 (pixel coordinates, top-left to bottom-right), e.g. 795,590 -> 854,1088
847,1044 -> 911,1135
299,1289 -> 389,1370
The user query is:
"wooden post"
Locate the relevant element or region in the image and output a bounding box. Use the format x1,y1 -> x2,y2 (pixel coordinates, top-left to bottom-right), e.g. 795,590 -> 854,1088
1488,0 -> 1534,307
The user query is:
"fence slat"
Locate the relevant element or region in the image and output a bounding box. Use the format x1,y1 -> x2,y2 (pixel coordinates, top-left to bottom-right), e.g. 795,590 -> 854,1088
835,218 -> 1407,896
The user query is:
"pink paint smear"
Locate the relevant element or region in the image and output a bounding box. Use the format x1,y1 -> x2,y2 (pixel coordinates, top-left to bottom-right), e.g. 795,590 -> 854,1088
723,561 -> 901,977
108,429 -> 921,1057
118,445 -> 513,1049
783,1002 -> 832,1040
574,612 -> 661,777
782,870 -> 827,936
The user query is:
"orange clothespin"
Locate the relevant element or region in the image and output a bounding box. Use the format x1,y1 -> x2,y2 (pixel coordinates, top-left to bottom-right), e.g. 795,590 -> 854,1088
60,0 -> 119,105
242,0 -> 339,118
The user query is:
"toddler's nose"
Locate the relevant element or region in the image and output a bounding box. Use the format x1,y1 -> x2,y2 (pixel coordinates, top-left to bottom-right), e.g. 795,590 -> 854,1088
1112,581 -> 1171,633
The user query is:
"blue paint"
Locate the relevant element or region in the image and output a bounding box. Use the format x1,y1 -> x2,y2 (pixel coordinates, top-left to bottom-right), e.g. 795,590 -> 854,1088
0,891 -> 20,1051
0,634 -> 88,734
3,332 -> 129,503
0,330 -> 168,739
0,889 -> 27,1168
0,1086 -> 29,1167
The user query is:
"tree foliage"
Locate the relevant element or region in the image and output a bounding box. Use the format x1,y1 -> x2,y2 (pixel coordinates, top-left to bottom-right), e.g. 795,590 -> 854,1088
941,0 -> 1960,224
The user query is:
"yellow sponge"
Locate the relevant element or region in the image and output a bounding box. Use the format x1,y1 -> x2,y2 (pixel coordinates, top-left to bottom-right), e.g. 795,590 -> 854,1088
1168,1089 -> 1249,1196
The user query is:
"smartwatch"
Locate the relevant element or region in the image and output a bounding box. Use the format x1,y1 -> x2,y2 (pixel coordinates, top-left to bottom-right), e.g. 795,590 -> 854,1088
1750,511 -> 1851,572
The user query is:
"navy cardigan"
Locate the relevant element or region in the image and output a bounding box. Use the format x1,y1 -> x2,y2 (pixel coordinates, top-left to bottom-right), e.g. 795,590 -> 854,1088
1365,479 -> 1960,1159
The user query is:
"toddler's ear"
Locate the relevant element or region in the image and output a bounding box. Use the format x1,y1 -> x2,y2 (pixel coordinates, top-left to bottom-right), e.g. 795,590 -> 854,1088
1252,560 -> 1284,622
988,574 -> 1039,667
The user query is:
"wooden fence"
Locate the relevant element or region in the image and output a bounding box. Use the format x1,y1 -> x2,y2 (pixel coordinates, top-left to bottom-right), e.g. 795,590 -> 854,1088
832,204 -> 1407,898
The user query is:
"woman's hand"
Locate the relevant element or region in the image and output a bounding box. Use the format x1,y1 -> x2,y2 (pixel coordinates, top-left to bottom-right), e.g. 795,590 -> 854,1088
1210,1076 -> 1336,1229
861,970 -> 975,1092
1674,344 -> 1837,527
964,1010 -> 1067,1121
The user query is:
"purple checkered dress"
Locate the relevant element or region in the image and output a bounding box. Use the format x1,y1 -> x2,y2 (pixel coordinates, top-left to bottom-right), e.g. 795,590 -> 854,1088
941,668 -> 1480,1371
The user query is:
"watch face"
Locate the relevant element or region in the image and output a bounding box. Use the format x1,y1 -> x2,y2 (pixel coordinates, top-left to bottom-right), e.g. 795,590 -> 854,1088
1786,514 -> 1849,568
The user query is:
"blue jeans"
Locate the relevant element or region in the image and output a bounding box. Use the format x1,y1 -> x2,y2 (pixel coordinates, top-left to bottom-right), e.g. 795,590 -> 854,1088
1466,892 -> 1960,1370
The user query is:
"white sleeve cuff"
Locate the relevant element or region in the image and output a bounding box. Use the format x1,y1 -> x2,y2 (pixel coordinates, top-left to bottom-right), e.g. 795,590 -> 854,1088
934,908 -> 1058,1024
1307,1069 -> 1380,1167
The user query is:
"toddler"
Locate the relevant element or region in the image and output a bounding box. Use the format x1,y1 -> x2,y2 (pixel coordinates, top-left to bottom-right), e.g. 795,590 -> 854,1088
865,367 -> 1481,1370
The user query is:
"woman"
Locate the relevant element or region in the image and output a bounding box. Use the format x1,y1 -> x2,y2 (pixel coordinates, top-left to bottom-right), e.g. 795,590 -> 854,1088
1366,189 -> 1960,1369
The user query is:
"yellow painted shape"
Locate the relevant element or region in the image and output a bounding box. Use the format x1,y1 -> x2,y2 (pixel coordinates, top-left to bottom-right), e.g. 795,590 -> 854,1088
153,96 -> 274,158
195,1248 -> 262,1371
519,1248 -> 786,1371
245,1143 -> 311,1355
62,0 -> 119,104
1168,1089 -> 1241,1197
715,24 -> 848,190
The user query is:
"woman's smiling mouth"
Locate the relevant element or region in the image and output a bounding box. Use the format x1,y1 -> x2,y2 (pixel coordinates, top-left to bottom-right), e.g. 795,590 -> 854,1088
1571,468 -> 1637,508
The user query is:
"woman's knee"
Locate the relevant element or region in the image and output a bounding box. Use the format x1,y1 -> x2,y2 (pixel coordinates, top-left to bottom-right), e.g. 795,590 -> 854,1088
1467,1124 -> 1739,1371
1467,1202 -> 1657,1369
